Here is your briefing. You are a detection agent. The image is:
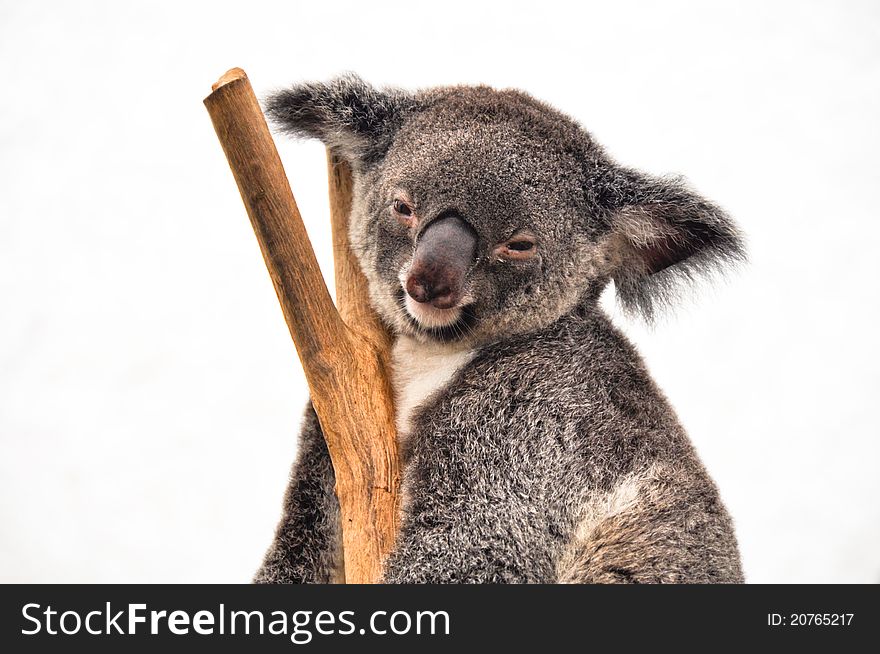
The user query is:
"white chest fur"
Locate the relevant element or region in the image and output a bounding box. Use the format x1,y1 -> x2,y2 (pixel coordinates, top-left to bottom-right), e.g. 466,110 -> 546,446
390,335 -> 476,441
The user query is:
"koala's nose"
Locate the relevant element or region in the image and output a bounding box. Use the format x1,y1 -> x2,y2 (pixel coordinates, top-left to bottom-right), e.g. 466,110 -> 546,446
405,277 -> 455,308
405,214 -> 478,309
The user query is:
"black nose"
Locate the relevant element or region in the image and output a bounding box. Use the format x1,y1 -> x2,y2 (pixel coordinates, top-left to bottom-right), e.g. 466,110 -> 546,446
406,276 -> 457,308
405,214 -> 478,309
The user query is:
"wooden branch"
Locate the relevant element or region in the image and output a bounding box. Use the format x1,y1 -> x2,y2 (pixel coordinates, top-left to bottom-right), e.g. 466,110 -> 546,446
204,67 -> 400,584
326,153 -> 393,353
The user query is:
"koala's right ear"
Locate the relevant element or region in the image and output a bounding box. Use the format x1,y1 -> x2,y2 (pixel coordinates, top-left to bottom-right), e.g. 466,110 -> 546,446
599,166 -> 746,321
264,74 -> 417,167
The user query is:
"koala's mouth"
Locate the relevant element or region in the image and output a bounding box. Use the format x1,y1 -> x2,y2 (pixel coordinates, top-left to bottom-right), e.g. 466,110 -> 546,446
396,289 -> 477,342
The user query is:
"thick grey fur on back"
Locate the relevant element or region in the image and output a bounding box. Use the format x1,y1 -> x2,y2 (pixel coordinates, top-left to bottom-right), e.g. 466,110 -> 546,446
254,75 -> 745,584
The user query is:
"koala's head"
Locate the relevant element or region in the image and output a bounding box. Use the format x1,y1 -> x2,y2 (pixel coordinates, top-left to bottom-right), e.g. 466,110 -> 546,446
266,76 -> 743,345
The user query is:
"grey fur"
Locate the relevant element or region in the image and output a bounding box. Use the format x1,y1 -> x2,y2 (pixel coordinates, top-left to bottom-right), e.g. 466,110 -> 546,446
255,76 -> 744,584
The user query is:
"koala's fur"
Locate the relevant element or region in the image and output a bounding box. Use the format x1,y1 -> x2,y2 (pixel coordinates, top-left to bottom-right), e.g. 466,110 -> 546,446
254,75 -> 745,584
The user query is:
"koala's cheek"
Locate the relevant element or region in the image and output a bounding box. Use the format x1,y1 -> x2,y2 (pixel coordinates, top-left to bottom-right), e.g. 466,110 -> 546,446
372,227 -> 410,274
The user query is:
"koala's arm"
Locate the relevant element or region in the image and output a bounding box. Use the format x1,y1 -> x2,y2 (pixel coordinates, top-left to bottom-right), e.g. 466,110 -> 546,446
557,465 -> 745,584
381,434 -> 562,584
253,404 -> 343,583
383,506 -> 553,584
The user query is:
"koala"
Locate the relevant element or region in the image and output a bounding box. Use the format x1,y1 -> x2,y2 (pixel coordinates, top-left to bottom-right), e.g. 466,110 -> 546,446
253,75 -> 745,584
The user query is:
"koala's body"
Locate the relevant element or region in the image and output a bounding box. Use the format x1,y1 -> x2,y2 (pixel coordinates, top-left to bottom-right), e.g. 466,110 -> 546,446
254,77 -> 745,584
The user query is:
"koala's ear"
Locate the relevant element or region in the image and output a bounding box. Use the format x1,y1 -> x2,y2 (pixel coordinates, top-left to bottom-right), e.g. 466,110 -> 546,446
263,74 -> 417,167
601,168 -> 745,320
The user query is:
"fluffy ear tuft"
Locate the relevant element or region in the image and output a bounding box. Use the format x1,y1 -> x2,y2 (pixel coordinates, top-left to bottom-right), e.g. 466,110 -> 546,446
263,74 -> 418,166
602,169 -> 745,321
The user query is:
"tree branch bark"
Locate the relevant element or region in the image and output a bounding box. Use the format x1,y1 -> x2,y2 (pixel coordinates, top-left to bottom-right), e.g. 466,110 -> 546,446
204,67 -> 400,584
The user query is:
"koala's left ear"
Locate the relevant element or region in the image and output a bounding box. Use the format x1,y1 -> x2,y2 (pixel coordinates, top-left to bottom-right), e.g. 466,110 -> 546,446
264,74 -> 418,167
600,167 -> 745,319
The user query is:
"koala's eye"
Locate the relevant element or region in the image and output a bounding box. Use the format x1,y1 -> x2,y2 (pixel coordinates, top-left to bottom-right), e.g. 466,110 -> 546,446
494,233 -> 538,261
392,199 -> 415,227
507,240 -> 534,252
393,199 -> 412,216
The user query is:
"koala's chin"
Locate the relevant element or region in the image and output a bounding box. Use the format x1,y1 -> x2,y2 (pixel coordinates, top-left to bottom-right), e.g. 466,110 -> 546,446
395,287 -> 479,344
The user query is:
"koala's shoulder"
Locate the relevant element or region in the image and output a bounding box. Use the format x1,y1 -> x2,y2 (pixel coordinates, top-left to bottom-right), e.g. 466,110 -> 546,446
447,310 -> 641,402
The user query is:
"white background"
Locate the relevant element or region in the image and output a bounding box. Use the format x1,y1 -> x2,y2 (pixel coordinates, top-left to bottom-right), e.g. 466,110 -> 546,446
1,0 -> 878,583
